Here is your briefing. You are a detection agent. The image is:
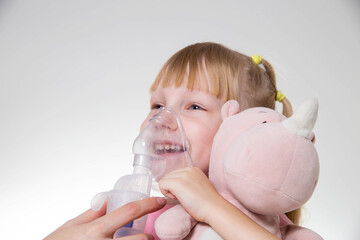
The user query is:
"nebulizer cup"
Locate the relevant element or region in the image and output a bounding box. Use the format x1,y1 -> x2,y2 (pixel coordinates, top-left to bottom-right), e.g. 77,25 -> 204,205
91,107 -> 192,238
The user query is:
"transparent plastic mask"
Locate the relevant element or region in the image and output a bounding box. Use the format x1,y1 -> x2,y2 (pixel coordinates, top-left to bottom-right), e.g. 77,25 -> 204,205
133,107 -> 193,181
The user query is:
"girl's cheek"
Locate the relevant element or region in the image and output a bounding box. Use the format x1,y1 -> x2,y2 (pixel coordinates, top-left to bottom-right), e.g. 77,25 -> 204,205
202,121 -> 221,141
179,118 -> 192,137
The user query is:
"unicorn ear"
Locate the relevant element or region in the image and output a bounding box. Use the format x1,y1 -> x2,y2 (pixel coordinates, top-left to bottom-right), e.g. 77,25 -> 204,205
221,100 -> 240,120
283,98 -> 319,139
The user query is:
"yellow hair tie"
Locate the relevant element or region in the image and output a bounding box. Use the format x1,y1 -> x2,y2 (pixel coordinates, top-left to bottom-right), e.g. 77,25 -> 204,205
251,54 -> 262,65
276,90 -> 286,102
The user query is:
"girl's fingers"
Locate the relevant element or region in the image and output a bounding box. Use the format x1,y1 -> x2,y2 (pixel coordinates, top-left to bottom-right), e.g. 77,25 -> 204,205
162,167 -> 191,178
158,179 -> 176,197
94,197 -> 166,236
165,198 -> 180,205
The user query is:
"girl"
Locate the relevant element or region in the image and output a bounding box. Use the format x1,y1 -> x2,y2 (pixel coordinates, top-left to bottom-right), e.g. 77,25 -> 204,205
142,42 -> 297,239
45,42 -> 298,240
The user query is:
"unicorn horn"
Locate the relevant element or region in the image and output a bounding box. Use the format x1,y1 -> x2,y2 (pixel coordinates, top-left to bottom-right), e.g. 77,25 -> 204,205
282,98 -> 319,139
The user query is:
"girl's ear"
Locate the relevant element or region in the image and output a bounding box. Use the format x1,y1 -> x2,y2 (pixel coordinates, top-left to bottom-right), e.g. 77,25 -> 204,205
221,100 -> 240,120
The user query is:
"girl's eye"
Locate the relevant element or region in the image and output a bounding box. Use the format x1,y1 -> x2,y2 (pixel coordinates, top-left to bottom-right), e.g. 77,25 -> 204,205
151,104 -> 164,109
189,104 -> 204,110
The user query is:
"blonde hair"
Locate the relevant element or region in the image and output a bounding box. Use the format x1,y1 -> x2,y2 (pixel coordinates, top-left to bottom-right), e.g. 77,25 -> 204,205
150,42 -> 292,116
150,42 -> 300,223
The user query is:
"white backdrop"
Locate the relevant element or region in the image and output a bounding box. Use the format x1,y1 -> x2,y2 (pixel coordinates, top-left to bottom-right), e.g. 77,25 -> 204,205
1,0 -> 359,239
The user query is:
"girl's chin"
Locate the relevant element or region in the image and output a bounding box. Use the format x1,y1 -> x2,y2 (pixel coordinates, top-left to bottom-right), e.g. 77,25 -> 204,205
157,152 -> 188,163
153,152 -> 191,169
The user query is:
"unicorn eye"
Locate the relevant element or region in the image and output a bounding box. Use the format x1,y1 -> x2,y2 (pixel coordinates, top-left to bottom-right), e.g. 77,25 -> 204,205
262,121 -> 267,124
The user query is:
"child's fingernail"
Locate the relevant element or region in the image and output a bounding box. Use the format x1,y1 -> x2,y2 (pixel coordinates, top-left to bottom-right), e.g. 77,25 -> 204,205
156,197 -> 166,205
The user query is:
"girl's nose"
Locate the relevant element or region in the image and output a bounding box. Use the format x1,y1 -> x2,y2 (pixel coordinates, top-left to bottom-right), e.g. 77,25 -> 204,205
152,107 -> 179,131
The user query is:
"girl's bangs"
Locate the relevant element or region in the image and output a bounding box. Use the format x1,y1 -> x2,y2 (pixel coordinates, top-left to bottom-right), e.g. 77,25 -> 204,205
150,58 -> 225,100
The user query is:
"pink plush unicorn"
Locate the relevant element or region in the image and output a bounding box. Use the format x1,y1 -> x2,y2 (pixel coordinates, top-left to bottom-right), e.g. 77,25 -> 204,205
155,98 -> 323,240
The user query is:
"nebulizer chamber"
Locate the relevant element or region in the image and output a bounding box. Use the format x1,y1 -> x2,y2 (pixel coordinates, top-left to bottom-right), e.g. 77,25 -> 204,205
91,107 -> 192,238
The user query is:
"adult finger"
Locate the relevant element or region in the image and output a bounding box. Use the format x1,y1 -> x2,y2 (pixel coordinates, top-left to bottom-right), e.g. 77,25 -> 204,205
95,197 -> 166,236
59,200 -> 107,229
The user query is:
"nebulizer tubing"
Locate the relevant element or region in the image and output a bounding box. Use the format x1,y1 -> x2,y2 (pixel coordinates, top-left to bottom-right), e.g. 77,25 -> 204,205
91,107 -> 193,238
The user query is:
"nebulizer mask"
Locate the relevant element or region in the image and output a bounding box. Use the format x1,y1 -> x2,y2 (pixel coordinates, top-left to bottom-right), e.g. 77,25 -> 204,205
91,107 -> 192,238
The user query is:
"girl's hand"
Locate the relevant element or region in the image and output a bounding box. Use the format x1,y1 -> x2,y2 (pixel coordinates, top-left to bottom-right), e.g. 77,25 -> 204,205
44,197 -> 166,240
158,167 -> 223,223
159,168 -> 281,240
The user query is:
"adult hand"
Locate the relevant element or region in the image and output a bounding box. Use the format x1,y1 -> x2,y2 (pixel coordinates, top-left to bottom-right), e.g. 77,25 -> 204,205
44,197 -> 166,240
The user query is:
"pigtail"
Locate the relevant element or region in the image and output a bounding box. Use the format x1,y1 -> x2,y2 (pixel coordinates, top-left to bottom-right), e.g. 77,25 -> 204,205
256,57 -> 300,224
281,97 -> 293,117
261,58 -> 276,83
286,208 -> 303,225
261,58 -> 293,117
